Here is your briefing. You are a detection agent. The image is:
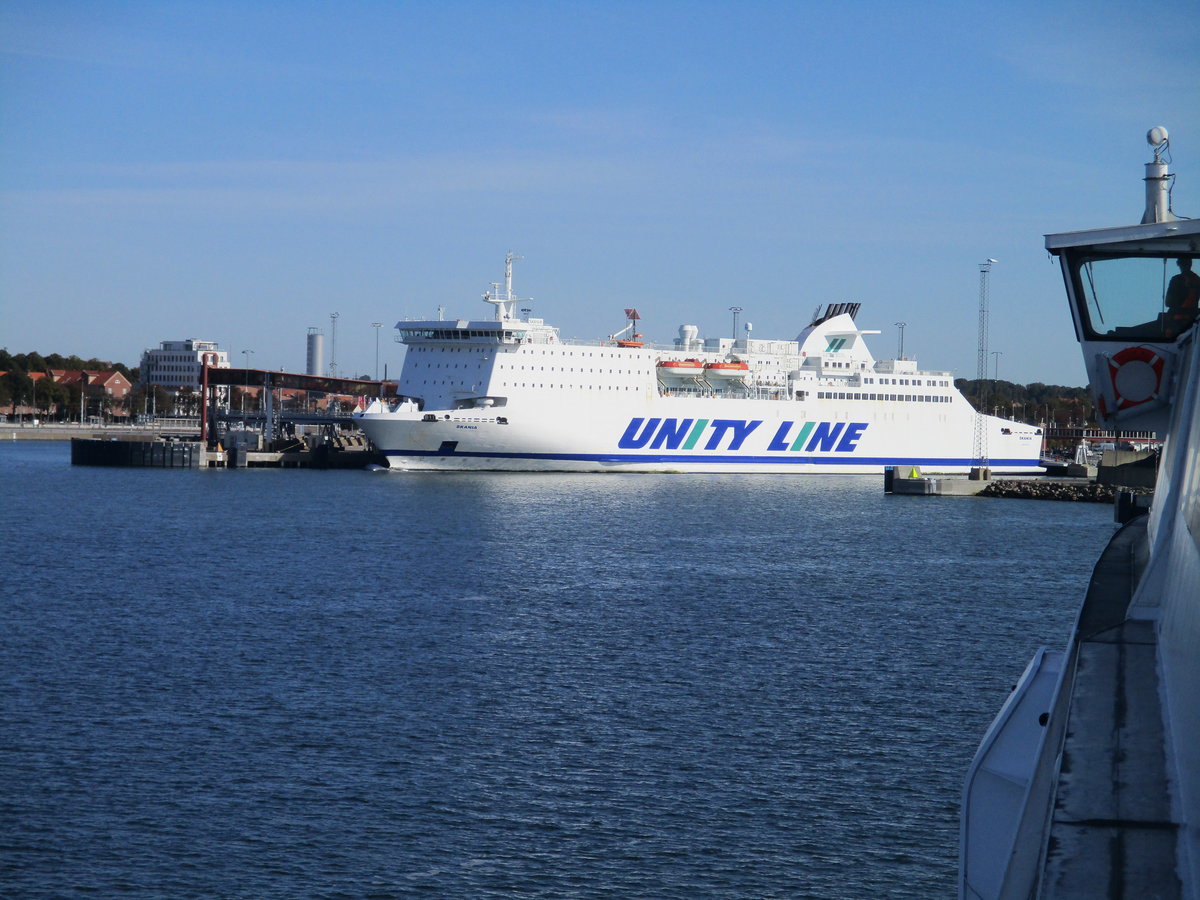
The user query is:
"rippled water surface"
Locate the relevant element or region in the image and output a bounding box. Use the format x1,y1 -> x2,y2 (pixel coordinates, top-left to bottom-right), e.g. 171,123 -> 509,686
1,441 -> 1115,898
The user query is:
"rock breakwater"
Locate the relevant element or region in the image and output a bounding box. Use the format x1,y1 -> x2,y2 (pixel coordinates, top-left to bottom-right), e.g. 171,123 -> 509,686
980,480 -> 1150,503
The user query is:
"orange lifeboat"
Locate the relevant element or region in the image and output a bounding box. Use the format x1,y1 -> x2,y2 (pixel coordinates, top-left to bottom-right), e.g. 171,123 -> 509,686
704,360 -> 750,377
657,358 -> 705,377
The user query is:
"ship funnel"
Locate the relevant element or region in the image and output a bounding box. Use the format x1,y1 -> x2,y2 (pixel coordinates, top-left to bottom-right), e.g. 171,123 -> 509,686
1141,126 -> 1176,224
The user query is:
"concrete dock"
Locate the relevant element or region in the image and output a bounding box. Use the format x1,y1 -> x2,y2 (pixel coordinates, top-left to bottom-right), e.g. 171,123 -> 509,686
69,433 -> 385,470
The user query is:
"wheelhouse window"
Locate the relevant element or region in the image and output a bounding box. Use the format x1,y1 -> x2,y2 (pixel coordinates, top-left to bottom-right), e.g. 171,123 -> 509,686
1069,251 -> 1200,341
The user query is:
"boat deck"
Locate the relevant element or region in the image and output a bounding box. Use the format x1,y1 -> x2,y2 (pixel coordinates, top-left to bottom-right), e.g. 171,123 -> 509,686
1042,517 -> 1181,898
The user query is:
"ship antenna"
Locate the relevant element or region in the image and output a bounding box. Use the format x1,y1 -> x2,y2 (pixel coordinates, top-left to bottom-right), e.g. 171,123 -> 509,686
483,252 -> 524,322
504,251 -> 522,302
1142,126 -> 1176,224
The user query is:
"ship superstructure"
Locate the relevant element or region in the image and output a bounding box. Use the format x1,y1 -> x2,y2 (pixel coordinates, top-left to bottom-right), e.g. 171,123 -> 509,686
356,254 -> 1042,473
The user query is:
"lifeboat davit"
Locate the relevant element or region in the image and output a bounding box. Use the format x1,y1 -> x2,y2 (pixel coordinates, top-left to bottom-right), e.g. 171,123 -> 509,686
657,358 -> 705,377
704,360 -> 750,377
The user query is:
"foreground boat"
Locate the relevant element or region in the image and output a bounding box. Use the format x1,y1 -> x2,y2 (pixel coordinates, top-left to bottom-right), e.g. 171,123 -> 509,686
355,258 -> 1041,473
960,128 -> 1200,898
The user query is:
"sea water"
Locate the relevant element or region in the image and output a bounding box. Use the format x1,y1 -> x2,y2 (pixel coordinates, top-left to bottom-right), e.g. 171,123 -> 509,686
0,441 -> 1114,898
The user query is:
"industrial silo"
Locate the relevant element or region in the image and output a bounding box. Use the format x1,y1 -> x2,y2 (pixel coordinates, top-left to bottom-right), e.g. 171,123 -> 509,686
306,328 -> 324,376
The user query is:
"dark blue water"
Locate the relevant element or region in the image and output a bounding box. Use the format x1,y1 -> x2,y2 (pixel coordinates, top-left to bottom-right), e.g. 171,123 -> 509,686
0,441 -> 1113,898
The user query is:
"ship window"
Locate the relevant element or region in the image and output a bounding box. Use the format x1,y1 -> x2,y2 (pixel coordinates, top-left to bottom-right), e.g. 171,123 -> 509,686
1068,250 -> 1199,341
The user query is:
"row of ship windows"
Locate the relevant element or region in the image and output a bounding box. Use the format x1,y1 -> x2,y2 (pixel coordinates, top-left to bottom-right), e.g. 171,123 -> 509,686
412,346 -> 641,359
410,362 -> 642,374
865,378 -> 949,387
817,391 -> 950,402
408,349 -> 951,389
500,384 -> 635,390
413,380 -> 635,390
403,363 -> 950,388
408,347 -> 949,386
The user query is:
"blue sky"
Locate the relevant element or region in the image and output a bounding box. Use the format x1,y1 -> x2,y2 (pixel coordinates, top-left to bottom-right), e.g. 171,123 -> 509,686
2,1 -> 1197,385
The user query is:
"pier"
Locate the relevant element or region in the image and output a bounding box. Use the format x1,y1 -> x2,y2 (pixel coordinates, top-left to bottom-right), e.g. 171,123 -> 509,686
885,450 -> 1156,525
63,366 -> 391,469
69,431 -> 383,469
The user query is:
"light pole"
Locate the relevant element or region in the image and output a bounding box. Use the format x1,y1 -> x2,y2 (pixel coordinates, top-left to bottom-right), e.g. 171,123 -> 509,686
329,312 -> 339,377
242,349 -> 254,419
972,258 -> 997,477
371,322 -> 382,381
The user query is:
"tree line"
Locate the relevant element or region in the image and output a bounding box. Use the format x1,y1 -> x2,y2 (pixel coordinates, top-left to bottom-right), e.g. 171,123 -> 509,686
0,348 -> 167,420
954,379 -> 1096,428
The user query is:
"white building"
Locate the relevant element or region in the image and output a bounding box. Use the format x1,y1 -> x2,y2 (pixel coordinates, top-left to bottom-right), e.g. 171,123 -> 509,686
139,339 -> 230,391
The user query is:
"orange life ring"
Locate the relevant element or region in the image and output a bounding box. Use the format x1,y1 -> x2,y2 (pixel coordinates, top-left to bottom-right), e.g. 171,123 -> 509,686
1106,346 -> 1165,411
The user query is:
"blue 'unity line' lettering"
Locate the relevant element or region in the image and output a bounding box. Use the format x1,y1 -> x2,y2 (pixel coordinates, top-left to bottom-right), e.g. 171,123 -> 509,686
727,419 -> 762,450
703,419 -> 761,451
650,418 -> 695,450
618,417 -> 661,449
703,420 -> 736,450
620,417 -> 862,454
836,422 -> 868,452
767,421 -> 794,452
710,422 -> 758,451
805,421 -> 846,452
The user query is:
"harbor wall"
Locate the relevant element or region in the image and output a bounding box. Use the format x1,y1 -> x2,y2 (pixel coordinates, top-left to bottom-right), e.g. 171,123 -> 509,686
70,438 -> 202,468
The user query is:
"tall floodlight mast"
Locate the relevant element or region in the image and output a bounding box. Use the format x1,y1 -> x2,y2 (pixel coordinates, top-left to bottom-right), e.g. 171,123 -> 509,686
372,322 -> 383,381
328,312 -> 340,377
972,259 -> 997,477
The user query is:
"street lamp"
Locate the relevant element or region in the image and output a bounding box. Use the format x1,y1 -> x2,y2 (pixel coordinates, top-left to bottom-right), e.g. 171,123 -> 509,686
242,349 -> 254,418
371,322 -> 382,381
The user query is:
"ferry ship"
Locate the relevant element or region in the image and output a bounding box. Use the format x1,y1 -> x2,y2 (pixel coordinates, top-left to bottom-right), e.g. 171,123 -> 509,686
960,129 -> 1200,898
355,257 -> 1042,473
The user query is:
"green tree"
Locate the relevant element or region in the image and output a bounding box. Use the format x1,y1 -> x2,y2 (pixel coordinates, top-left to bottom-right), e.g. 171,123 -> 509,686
39,379 -> 70,420
2,370 -> 32,414
17,351 -> 47,373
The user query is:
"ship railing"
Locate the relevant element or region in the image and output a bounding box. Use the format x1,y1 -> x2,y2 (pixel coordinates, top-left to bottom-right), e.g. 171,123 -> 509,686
656,386 -> 801,402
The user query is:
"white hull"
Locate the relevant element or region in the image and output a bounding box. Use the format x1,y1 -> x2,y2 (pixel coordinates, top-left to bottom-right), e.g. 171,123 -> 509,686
357,395 -> 1042,474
